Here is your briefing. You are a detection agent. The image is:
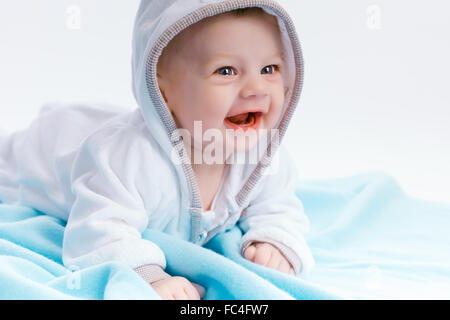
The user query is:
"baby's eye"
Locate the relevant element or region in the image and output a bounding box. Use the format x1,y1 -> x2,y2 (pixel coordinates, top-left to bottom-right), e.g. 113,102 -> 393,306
261,65 -> 280,75
215,66 -> 236,76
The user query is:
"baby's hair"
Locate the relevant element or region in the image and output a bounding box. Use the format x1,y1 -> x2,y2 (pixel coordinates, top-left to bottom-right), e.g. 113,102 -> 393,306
227,7 -> 281,36
229,7 -> 266,17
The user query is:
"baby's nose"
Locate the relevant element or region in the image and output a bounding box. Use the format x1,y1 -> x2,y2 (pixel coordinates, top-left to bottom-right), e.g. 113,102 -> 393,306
240,76 -> 269,99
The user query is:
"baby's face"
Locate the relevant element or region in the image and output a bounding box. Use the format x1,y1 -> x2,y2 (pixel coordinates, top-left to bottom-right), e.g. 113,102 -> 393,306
157,12 -> 286,161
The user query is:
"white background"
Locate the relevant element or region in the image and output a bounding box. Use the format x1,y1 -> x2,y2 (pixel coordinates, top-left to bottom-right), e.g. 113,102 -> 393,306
0,0 -> 449,203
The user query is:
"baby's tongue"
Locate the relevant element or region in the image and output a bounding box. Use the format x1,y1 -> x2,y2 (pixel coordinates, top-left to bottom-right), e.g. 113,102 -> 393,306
227,113 -> 249,125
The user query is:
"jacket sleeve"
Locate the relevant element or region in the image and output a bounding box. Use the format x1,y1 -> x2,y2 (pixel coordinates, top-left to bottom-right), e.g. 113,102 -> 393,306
237,145 -> 315,275
62,124 -> 169,283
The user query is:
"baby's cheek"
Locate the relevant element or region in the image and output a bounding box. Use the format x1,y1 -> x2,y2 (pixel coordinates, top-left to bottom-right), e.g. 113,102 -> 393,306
276,85 -> 287,113
267,102 -> 284,130
203,95 -> 234,126
267,84 -> 286,125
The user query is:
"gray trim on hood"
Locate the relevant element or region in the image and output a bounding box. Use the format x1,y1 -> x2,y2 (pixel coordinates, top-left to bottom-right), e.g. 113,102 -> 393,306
144,0 -> 304,241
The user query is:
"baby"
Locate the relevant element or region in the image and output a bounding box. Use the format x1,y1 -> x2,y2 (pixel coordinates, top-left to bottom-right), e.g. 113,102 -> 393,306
0,0 -> 314,300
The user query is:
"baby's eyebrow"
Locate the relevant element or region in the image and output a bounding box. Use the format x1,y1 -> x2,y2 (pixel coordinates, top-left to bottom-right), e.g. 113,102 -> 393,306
268,52 -> 285,62
205,53 -> 242,63
205,52 -> 284,64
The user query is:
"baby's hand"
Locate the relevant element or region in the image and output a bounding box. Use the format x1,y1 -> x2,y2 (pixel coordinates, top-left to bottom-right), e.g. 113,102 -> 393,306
243,242 -> 295,275
151,276 -> 205,300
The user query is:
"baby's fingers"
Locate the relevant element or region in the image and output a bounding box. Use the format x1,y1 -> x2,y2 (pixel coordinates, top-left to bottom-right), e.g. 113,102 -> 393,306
173,288 -> 189,300
192,283 -> 206,299
277,257 -> 292,274
155,287 -> 175,300
180,284 -> 200,300
254,245 -> 272,266
244,244 -> 257,261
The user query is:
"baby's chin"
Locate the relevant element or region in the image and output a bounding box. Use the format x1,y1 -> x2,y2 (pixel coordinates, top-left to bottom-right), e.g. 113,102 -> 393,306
189,127 -> 270,165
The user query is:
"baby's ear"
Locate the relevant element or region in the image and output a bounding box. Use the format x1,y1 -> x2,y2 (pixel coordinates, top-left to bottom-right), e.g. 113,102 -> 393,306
157,76 -> 168,103
160,88 -> 168,103
284,87 -> 290,97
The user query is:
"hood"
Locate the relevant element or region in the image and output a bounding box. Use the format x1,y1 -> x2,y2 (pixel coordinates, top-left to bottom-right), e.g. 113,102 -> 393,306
131,0 -> 304,213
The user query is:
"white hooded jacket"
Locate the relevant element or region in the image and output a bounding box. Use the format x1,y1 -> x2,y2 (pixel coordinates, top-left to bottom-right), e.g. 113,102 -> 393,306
0,0 -> 314,283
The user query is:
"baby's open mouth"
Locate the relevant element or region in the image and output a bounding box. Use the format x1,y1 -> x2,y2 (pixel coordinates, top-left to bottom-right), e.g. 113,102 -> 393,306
224,112 -> 262,131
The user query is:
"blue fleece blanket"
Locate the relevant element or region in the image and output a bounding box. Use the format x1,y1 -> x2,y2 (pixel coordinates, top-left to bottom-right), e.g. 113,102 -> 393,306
1,172 -> 449,299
